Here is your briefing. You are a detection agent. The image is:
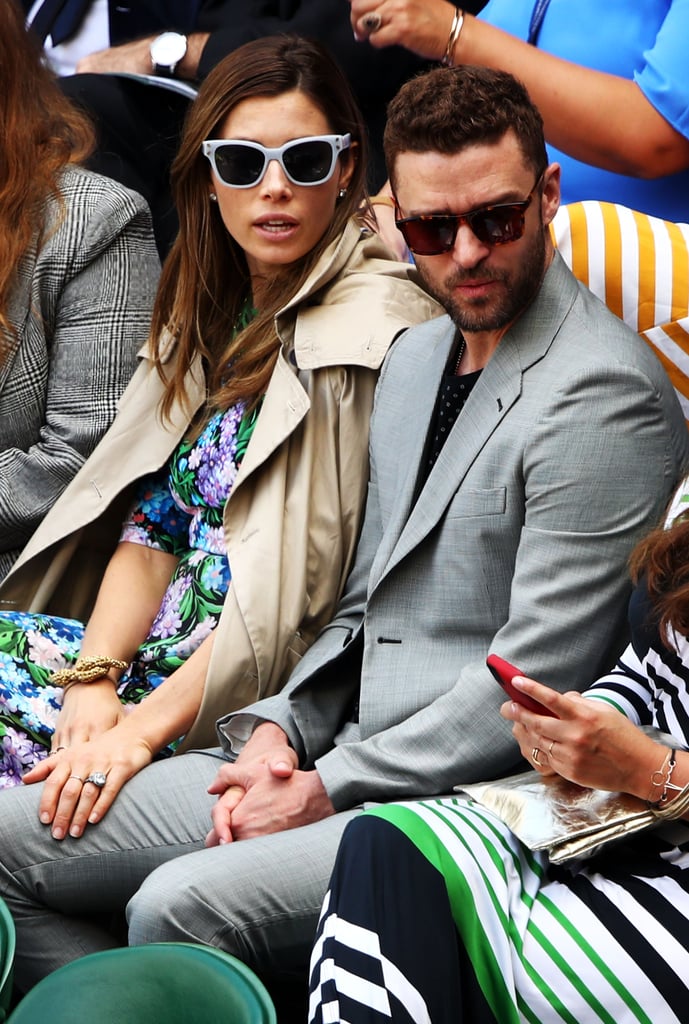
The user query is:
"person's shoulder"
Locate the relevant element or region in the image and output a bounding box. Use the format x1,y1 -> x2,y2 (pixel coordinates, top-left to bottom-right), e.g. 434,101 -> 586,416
289,223 -> 443,369
550,253 -> 661,367
57,164 -> 149,213
46,165 -> 157,261
373,312 -> 454,394
332,226 -> 442,316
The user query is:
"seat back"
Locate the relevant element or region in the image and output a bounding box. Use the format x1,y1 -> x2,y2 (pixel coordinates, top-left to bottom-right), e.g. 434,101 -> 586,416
552,200 -> 689,423
0,897 -> 16,1023
7,942 -> 276,1023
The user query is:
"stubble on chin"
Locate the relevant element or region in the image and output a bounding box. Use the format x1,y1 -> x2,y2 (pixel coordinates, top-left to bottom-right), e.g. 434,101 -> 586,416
415,225 -> 548,334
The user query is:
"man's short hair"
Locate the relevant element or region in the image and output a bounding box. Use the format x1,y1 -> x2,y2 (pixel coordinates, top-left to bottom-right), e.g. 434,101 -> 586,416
384,64 -> 548,190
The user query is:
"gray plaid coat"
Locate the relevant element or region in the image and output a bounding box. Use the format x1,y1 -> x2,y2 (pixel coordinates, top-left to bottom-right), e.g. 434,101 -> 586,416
0,164 -> 160,580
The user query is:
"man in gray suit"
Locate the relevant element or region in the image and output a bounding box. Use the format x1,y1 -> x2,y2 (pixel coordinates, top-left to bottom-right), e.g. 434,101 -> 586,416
1,65 -> 687,1000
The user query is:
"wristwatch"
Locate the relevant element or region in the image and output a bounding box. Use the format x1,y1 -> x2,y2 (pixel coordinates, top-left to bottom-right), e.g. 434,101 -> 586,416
150,32 -> 188,77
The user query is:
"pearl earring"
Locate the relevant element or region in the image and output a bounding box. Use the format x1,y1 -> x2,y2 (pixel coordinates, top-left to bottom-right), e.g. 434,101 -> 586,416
209,192 -> 218,202
337,188 -> 347,201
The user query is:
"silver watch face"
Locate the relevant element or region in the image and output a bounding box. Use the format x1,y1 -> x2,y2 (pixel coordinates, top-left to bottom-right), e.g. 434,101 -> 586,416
150,31 -> 187,69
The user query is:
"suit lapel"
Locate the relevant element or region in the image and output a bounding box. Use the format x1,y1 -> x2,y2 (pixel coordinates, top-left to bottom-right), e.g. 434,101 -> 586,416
371,253 -> 578,589
367,318 -> 455,588
378,346 -> 523,582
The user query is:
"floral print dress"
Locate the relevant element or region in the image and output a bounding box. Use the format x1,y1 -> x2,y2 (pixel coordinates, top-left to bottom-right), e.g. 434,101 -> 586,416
0,401 -> 260,787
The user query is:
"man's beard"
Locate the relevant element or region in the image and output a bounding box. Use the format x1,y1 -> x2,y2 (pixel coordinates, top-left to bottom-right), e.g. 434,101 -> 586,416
417,224 -> 547,334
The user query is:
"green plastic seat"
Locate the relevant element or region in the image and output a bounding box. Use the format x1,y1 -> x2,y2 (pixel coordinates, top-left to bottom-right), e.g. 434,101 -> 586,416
0,897 -> 16,1024
7,942 -> 276,1024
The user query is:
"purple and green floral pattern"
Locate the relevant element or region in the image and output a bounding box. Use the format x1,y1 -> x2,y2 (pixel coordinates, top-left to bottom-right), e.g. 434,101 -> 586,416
0,400 -> 261,787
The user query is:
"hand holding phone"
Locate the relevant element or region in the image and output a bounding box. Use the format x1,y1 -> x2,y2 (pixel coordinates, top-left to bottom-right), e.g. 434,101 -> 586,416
486,654 -> 558,718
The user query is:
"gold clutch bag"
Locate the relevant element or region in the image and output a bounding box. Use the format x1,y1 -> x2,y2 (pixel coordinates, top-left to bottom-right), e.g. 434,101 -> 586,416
458,771 -> 658,863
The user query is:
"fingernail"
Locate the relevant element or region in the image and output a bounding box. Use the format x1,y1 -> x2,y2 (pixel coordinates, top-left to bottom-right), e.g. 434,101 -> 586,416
69,825 -> 81,838
52,827 -> 64,840
40,812 -> 51,824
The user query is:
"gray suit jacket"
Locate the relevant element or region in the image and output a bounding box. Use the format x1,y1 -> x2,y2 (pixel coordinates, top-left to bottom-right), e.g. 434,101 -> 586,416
219,253 -> 689,806
0,164 -> 159,581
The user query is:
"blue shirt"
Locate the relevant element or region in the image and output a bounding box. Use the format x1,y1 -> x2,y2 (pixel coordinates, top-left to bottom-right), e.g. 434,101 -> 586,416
479,0 -> 689,221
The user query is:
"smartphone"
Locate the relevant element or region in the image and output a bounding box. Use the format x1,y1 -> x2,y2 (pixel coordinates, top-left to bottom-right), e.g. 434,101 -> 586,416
486,653 -> 558,717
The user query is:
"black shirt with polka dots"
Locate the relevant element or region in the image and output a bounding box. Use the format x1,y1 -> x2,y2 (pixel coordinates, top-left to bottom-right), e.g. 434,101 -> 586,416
426,350 -> 482,472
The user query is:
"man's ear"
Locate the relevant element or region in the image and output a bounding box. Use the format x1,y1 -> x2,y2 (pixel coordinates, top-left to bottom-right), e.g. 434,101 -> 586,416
541,162 -> 561,227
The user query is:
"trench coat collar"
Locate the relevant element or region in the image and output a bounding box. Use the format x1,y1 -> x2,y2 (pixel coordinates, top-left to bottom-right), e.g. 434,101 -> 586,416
276,218 -> 435,371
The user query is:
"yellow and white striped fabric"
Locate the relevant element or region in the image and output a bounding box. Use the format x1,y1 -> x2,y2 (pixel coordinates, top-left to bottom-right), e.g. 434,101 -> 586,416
551,201 -> 689,421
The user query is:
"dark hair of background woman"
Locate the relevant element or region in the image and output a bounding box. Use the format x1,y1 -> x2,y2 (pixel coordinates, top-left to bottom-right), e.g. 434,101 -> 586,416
631,508 -> 689,643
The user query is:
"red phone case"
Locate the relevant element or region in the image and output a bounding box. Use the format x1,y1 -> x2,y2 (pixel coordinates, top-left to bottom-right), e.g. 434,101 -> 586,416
486,654 -> 557,717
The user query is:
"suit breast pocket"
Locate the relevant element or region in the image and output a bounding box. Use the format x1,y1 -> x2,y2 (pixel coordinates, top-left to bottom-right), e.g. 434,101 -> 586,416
444,486 -> 507,520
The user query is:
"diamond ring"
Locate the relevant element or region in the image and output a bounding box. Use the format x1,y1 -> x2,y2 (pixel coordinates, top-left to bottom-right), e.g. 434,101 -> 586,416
85,771 -> 108,788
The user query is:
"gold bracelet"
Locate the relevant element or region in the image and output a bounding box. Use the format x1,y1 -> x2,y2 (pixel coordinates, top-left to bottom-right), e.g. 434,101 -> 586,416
442,7 -> 465,67
651,776 -> 689,821
50,655 -> 128,688
369,194 -> 395,209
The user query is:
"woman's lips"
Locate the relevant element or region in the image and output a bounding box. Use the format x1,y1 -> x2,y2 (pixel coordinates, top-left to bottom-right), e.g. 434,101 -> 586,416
253,216 -> 299,237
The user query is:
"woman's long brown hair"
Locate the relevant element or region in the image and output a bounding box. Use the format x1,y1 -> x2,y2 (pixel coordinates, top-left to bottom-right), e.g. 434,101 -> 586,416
0,0 -> 94,343
150,34 -> 369,422
631,507 -> 689,642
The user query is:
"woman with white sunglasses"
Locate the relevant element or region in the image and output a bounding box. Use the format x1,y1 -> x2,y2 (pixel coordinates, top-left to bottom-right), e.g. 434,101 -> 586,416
0,34 -> 440,824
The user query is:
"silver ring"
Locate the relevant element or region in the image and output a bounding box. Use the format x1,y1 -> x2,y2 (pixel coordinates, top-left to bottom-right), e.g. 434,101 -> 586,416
531,747 -> 542,766
85,771 -> 108,788
362,12 -> 382,33
548,740 -> 555,757
69,774 -> 84,784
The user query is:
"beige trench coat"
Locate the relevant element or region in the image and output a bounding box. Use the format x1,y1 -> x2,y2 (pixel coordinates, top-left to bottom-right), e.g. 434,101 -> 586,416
0,220 -> 441,750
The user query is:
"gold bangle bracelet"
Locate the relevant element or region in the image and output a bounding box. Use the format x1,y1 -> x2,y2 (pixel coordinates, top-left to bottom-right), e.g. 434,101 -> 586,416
369,194 -> 395,209
50,655 -> 128,688
442,7 -> 465,67
652,777 -> 689,820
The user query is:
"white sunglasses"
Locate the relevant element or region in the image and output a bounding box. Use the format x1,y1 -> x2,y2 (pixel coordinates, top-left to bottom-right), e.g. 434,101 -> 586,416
201,134 -> 351,188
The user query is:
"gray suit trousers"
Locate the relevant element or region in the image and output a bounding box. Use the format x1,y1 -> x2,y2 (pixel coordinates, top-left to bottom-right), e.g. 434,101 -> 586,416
0,751 -> 358,991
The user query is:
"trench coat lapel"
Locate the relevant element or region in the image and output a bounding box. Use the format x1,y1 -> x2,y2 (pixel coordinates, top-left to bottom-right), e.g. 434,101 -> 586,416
233,352 -> 309,486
